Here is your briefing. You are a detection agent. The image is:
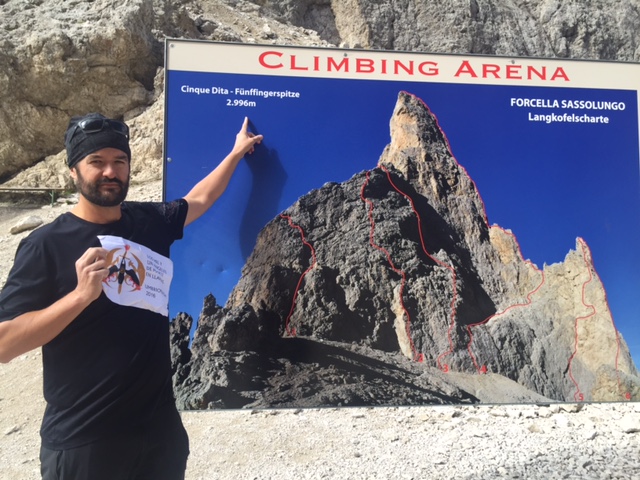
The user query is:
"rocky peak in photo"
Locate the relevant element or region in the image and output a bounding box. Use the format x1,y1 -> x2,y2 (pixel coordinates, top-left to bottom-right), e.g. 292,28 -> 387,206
172,91 -> 639,409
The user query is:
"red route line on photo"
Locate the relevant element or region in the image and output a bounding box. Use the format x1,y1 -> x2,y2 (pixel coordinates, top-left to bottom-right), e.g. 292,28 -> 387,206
279,213 -> 318,337
364,92 -> 605,388
412,91 -> 631,390
400,91 -> 496,369
567,238 -> 595,401
360,171 -> 423,363
567,238 -> 628,401
407,91 -> 627,391
401,90 -> 490,228
278,91 -> 629,393
399,91 -> 590,381
380,164 -> 460,369
362,160 -> 544,375
464,227 -> 546,374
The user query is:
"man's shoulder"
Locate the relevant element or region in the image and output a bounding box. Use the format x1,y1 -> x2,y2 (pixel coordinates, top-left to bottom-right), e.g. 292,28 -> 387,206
122,199 -> 188,221
121,200 -> 160,213
122,199 -> 185,211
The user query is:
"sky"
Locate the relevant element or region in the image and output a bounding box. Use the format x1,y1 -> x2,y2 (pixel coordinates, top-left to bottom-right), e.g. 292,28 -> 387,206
165,69 -> 640,371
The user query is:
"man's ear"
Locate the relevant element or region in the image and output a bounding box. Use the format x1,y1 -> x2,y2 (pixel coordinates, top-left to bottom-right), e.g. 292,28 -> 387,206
69,166 -> 78,181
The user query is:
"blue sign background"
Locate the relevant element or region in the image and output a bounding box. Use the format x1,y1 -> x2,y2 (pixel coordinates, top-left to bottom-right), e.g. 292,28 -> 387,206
165,69 -> 640,367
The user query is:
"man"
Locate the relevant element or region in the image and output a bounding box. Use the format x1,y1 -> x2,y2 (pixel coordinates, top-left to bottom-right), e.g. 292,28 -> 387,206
0,112 -> 263,479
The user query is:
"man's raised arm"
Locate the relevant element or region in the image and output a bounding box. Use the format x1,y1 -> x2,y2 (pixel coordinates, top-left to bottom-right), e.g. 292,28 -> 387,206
183,117 -> 263,227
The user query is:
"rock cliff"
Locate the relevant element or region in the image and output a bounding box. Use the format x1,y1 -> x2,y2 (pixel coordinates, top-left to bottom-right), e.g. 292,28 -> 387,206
0,0 -> 327,183
2,0 -> 640,183
172,92 -> 640,409
259,0 -> 640,60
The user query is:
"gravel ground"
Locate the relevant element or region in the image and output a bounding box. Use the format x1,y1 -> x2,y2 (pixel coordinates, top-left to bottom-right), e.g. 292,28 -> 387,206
2,184 -> 640,479
1,348 -> 640,480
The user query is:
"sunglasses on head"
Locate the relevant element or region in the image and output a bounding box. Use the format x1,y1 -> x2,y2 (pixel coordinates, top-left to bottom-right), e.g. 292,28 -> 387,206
73,117 -> 130,139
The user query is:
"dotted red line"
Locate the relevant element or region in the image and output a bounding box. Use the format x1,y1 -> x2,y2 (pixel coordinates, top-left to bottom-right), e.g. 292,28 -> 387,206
399,90 -> 490,227
465,226 -> 546,374
398,91 -> 594,381
406,91 -> 627,392
398,92 -> 498,371
567,238 -> 596,401
279,213 -> 317,337
390,91 -> 616,390
277,91 -> 628,396
378,165 -> 458,369
360,171 -> 423,362
567,238 -> 627,401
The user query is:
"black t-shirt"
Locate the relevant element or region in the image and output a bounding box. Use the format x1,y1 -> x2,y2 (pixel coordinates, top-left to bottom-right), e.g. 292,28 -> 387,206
0,200 -> 188,449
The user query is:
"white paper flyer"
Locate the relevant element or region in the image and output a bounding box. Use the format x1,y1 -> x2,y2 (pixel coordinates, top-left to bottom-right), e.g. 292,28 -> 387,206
98,235 -> 173,316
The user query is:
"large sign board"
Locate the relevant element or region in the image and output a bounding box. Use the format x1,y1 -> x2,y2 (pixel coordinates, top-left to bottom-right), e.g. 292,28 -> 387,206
165,39 -> 640,408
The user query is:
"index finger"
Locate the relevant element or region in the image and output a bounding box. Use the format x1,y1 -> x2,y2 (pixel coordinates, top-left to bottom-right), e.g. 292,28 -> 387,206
241,116 -> 250,133
80,247 -> 108,263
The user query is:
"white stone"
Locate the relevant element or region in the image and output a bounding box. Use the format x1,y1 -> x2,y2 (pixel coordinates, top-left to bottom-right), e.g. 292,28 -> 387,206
9,216 -> 43,235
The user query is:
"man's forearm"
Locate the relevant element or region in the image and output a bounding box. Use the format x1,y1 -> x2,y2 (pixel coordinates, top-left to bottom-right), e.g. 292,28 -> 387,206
183,150 -> 244,227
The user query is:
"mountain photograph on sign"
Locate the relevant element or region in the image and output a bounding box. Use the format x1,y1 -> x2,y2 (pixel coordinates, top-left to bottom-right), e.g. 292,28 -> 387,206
169,91 -> 640,409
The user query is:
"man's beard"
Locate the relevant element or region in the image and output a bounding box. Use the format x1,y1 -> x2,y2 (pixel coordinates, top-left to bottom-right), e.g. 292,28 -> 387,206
74,169 -> 129,207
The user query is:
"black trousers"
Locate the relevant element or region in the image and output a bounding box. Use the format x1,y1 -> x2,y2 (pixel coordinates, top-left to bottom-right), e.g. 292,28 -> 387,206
40,406 -> 189,480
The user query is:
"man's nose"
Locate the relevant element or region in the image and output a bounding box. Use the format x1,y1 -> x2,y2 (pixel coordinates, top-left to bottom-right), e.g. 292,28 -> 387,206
102,163 -> 117,178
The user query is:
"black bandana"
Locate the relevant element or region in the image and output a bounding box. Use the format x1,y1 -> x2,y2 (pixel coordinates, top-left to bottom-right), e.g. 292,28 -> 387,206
64,113 -> 131,168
